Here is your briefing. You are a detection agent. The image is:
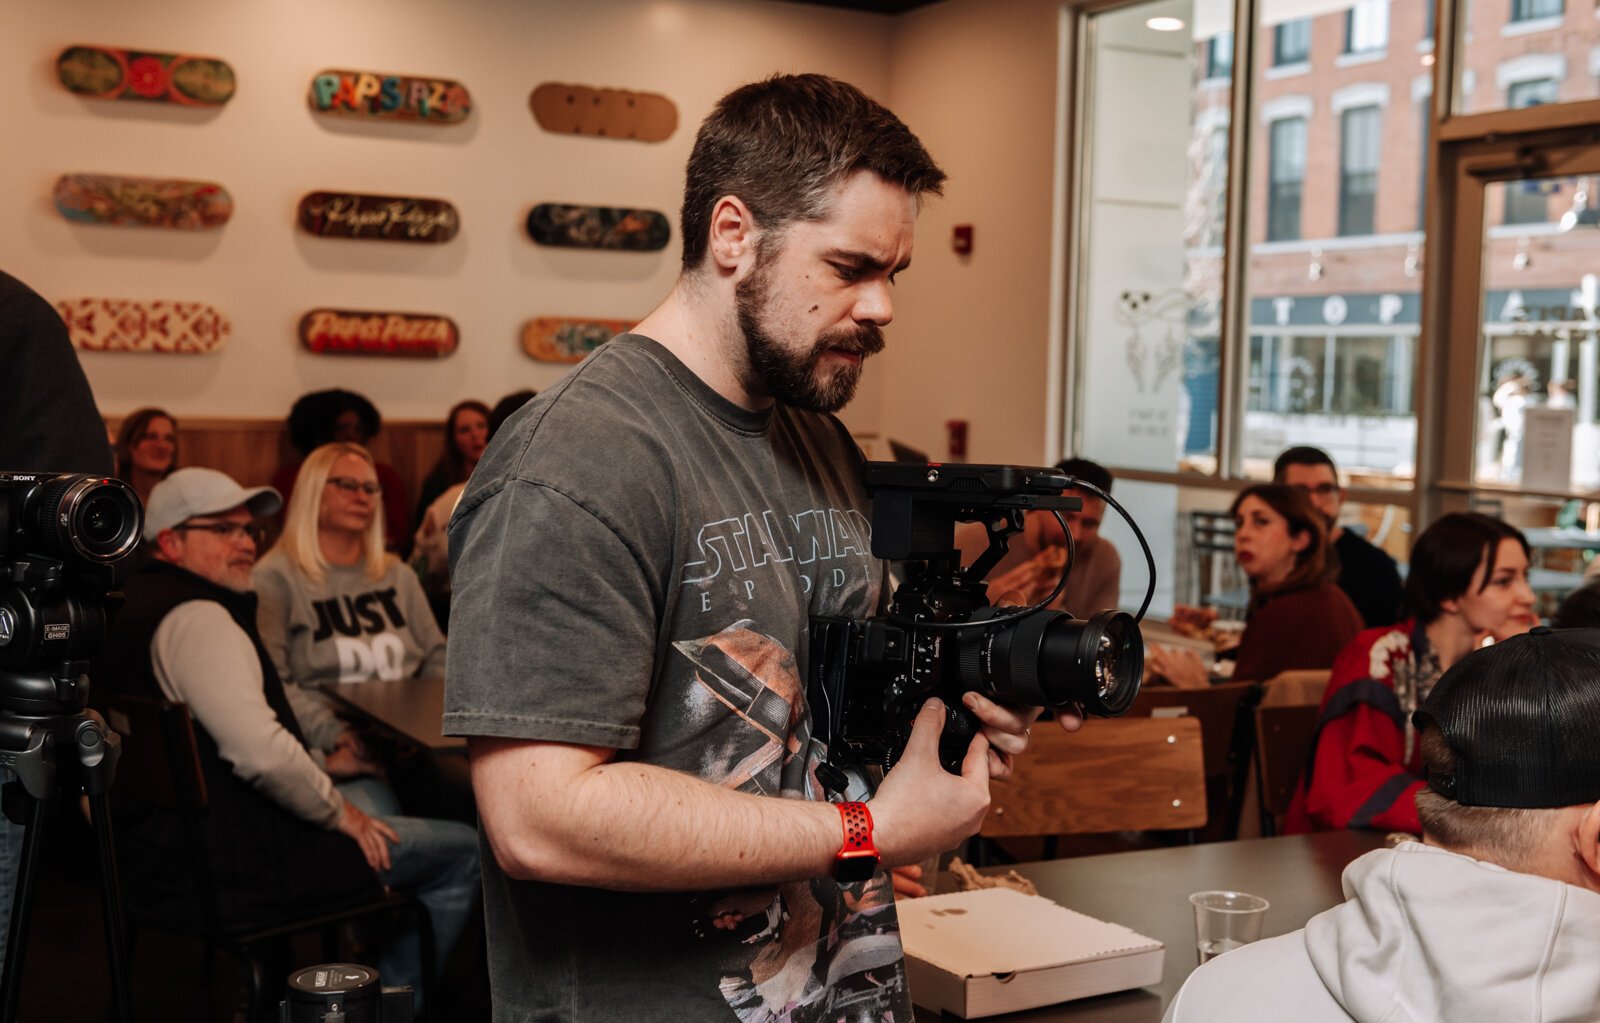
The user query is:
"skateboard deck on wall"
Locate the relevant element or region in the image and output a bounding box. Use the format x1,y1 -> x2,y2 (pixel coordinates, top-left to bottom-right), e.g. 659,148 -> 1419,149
310,70 -> 471,124
525,204 -> 669,251
56,45 -> 236,106
529,83 -> 677,142
521,317 -> 634,363
299,309 -> 459,358
55,299 -> 230,354
53,173 -> 233,229
298,192 -> 460,243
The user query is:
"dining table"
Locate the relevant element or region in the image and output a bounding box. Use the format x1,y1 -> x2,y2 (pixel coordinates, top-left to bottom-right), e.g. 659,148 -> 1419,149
913,829 -> 1390,1022
319,674 -> 464,752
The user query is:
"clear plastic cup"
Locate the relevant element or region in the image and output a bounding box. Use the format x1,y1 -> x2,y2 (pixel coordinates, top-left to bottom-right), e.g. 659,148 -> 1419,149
1189,890 -> 1269,964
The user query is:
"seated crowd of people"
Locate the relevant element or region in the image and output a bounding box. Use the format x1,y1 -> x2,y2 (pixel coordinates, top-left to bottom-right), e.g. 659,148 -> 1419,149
85,387 -> 535,1012
72,400 -> 1600,1016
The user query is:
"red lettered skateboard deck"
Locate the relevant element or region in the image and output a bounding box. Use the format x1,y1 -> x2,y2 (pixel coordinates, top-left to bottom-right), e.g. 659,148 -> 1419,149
298,192 -> 459,243
310,70 -> 471,123
56,45 -> 236,106
55,298 -> 230,353
529,83 -> 677,142
525,204 -> 669,251
299,309 -> 459,358
53,173 -> 233,229
520,317 -> 633,363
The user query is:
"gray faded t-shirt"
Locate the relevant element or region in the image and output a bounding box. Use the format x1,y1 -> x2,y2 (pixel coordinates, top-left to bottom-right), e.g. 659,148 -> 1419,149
444,335 -> 910,1023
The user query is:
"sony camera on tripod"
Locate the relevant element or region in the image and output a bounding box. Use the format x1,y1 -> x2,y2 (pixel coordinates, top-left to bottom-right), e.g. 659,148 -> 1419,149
806,462 -> 1149,779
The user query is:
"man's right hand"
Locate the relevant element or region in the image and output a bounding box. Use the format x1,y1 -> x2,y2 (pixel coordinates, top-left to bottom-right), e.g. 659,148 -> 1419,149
336,799 -> 399,872
870,698 -> 992,868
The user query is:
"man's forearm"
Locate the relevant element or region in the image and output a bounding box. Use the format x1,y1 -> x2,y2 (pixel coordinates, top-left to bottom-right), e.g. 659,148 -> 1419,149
474,740 -> 844,892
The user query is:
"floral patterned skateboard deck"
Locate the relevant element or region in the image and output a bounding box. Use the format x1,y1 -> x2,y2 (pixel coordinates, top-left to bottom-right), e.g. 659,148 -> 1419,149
520,317 -> 634,363
53,173 -> 233,229
529,82 -> 677,142
299,309 -> 459,358
525,204 -> 669,251
309,70 -> 472,124
57,45 -> 236,105
55,298 -> 230,353
298,192 -> 460,243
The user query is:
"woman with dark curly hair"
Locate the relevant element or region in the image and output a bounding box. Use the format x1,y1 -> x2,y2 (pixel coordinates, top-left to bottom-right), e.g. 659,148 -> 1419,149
271,389 -> 410,552
112,407 -> 178,504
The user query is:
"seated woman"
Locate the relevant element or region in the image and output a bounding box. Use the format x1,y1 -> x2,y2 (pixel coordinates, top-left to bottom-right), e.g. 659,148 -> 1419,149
254,443 -> 451,818
1150,484 -> 1364,687
1286,511 -> 1535,834
256,441 -> 446,692
113,407 -> 178,504
410,400 -> 489,630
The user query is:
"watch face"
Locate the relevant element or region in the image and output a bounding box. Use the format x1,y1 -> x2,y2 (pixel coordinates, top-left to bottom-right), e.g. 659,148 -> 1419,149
834,853 -> 880,885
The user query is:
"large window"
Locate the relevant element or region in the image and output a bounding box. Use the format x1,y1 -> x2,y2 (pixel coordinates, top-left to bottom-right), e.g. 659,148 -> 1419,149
1274,19 -> 1311,65
1207,31 -> 1234,80
1339,106 -> 1382,236
1268,117 -> 1306,240
1503,80 -> 1560,224
1344,0 -> 1389,53
1510,0 -> 1561,22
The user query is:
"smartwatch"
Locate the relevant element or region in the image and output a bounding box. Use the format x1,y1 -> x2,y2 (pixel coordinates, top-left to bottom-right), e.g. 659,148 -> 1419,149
832,801 -> 881,884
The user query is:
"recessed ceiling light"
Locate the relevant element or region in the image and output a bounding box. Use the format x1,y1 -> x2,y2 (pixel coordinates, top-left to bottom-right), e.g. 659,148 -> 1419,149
1421,53 -> 1435,65
1147,16 -> 1186,30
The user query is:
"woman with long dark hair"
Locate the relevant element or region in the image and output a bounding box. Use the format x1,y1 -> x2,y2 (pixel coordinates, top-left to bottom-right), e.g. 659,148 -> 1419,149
1287,511 -> 1535,833
414,399 -> 489,524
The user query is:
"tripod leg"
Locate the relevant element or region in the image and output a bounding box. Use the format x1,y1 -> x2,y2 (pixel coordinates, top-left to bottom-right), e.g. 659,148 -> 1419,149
85,792 -> 133,1023
0,791 -> 48,1023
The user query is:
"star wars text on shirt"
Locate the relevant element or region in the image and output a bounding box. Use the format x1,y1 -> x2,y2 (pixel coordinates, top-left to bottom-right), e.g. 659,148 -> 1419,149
681,506 -> 874,612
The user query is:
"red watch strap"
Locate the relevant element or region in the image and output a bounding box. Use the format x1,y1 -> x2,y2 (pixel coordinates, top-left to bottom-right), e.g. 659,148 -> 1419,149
837,801 -> 877,855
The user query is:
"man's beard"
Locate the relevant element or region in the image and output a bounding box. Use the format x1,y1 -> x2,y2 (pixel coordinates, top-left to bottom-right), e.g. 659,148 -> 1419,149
735,258 -> 884,414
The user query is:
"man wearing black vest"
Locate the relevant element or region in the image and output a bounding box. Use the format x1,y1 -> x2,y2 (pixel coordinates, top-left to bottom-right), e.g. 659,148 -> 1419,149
93,467 -> 479,1001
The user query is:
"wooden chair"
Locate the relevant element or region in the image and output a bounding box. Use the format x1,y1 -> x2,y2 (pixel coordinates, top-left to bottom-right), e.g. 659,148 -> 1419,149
1129,681 -> 1260,840
101,692 -> 434,1021
980,716 -> 1206,853
1255,702 -> 1321,836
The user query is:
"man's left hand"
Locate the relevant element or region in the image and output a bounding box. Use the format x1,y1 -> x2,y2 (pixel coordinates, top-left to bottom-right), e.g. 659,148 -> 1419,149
960,691 -> 1081,781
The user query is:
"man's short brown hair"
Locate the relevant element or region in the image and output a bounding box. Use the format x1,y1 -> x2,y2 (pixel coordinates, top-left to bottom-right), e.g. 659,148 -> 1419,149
1416,726 -> 1556,867
679,74 -> 946,271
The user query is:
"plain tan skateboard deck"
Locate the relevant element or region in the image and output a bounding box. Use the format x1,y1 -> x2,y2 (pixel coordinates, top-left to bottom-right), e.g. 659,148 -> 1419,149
529,83 -> 676,142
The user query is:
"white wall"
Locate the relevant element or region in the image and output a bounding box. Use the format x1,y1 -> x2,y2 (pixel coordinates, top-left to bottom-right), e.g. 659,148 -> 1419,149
0,0 -> 895,431
883,0 -> 1067,467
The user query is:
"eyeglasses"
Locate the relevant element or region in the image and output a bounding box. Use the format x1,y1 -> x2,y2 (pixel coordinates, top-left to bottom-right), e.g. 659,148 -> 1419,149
327,477 -> 382,496
174,521 -> 263,543
1291,483 -> 1340,497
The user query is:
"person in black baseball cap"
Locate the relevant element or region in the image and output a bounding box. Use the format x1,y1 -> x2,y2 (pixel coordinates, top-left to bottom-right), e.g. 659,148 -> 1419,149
1165,626 -> 1600,1023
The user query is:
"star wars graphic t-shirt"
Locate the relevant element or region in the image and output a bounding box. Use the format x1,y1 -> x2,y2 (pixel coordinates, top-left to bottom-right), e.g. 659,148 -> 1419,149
444,335 -> 910,1023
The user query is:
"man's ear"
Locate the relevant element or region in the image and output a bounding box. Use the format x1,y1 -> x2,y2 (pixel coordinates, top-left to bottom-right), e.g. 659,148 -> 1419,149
153,528 -> 183,564
707,196 -> 759,274
1576,800 -> 1600,879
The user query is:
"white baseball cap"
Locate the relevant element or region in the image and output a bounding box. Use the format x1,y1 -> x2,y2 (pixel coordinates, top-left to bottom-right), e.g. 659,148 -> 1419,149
142,467 -> 282,540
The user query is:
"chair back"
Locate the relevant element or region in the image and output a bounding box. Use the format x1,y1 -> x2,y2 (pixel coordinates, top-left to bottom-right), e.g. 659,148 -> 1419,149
982,716 -> 1206,837
1188,510 -> 1242,613
1255,702 -> 1320,833
1129,681 -> 1257,780
101,692 -> 209,814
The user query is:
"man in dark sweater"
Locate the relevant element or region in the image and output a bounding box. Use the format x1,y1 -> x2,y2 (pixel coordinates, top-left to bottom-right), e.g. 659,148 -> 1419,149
1274,446 -> 1404,627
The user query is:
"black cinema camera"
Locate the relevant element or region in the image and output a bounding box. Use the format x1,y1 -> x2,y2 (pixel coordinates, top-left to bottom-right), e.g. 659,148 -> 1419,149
0,471 -> 142,705
806,462 -> 1151,779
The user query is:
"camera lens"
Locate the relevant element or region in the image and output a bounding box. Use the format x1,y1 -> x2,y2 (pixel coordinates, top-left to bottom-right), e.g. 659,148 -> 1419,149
28,476 -> 142,564
961,608 -> 1142,717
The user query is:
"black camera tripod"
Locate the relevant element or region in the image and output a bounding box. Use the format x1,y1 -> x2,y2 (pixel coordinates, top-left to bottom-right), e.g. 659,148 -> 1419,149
0,665 -> 132,1023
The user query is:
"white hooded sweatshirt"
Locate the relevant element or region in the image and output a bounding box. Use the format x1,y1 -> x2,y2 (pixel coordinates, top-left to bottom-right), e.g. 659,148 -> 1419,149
1164,842 -> 1600,1022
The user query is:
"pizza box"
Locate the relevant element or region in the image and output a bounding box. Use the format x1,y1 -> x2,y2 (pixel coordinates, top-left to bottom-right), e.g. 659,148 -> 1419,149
898,887 -> 1164,1018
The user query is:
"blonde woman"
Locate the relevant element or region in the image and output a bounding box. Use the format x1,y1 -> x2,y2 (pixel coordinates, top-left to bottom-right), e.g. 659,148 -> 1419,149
255,442 -> 446,696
